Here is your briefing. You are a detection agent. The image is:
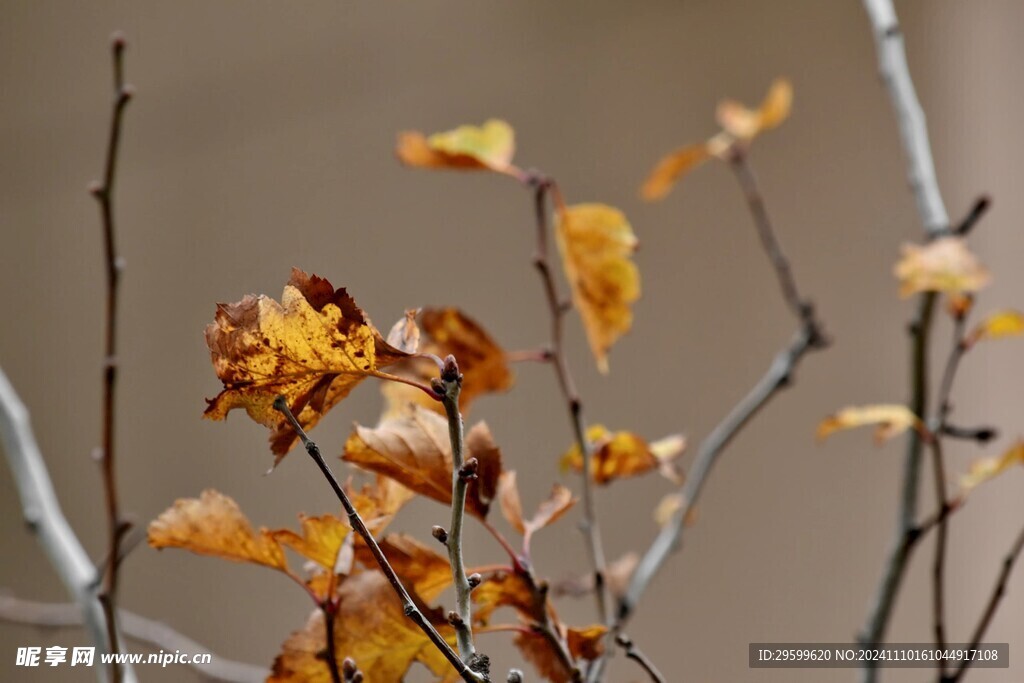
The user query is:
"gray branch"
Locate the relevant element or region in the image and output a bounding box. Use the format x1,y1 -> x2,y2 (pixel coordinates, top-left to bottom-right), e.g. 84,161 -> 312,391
0,594 -> 265,683
862,0 -> 950,234
0,367 -> 136,683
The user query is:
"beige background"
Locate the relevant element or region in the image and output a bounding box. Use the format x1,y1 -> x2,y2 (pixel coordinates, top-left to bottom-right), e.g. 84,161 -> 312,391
1,1 -> 1023,681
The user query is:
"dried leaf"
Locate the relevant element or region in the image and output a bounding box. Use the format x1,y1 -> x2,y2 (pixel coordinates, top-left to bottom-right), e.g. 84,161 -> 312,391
566,625 -> 607,661
204,269 -> 410,462
554,552 -> 638,601
385,308 -> 421,354
148,490 -> 288,571
894,237 -> 991,299
353,534 -> 452,602
348,475 -> 415,535
342,404 -> 503,518
514,631 -> 575,683
497,471 -> 575,542
561,425 -> 685,485
472,571 -> 536,625
271,514 -> 350,572
959,441 -> 1024,494
816,404 -> 923,444
641,78 -> 790,201
555,204 -> 640,373
969,310 -> 1024,345
396,119 -> 516,173
384,307 -> 514,415
269,572 -> 457,683
640,144 -> 712,200
716,78 -> 792,140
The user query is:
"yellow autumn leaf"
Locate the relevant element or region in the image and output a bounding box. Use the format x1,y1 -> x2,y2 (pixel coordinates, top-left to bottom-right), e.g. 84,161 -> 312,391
894,237 -> 991,299
716,78 -> 793,140
270,514 -> 350,572
147,490 -> 288,571
555,203 -> 640,373
968,310 -> 1024,346
817,404 -> 924,444
396,119 -> 517,174
561,425 -> 685,484
959,441 -> 1024,494
641,78 -> 791,201
204,269 -> 411,463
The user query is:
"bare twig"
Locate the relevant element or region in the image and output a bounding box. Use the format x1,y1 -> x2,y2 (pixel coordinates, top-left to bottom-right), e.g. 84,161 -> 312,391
0,368 -> 135,683
0,594 -> 265,683
619,149 -> 827,625
436,355 -> 479,662
272,397 -> 485,683
950,524 -> 1024,682
527,174 -> 611,630
861,0 -> 950,235
321,599 -> 343,683
87,32 -> 135,681
614,633 -> 665,683
859,3 -> 955,678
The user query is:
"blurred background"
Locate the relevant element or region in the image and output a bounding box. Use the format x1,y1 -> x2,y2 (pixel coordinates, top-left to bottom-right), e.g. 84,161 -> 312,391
2,1 -> 1023,681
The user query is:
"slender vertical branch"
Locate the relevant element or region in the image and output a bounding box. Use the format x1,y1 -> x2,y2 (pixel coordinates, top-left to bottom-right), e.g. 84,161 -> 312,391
614,634 -> 665,683
0,368 -> 136,683
436,356 -> 479,662
88,33 -> 134,682
950,523 -> 1024,682
321,599 -> 343,683
272,397 -> 484,683
861,0 -> 950,235
618,150 -> 826,625
859,2 -> 954,678
527,175 -> 611,628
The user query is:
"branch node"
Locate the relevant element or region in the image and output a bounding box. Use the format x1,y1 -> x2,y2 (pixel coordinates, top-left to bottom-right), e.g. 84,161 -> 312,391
467,573 -> 482,589
459,457 -> 479,481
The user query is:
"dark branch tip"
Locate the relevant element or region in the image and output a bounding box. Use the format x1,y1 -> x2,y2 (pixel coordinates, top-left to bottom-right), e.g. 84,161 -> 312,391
441,354 -> 462,384
110,31 -> 127,50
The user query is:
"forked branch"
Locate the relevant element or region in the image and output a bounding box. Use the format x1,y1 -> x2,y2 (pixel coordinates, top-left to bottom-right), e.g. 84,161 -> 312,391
272,397 -> 485,683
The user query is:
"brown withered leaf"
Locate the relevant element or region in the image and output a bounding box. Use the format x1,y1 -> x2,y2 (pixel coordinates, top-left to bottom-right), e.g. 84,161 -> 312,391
959,441 -> 1024,495
514,631 -> 575,683
894,237 -> 991,299
555,203 -> 640,373
353,534 -> 452,602
147,490 -> 288,571
566,625 -> 607,662
204,268 -> 411,463
343,404 -> 503,518
817,404 -> 924,445
561,425 -> 685,485
383,307 -> 514,415
396,119 -> 518,174
347,474 -> 415,535
472,570 -> 537,625
641,78 -> 791,200
553,552 -> 638,601
269,572 -> 459,683
497,472 -> 575,547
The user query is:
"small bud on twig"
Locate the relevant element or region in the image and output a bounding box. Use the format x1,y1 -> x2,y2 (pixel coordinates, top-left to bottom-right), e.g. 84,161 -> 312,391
467,573 -> 482,589
430,377 -> 445,396
441,354 -> 462,384
507,670 -> 524,683
431,525 -> 448,545
458,457 -> 479,481
446,610 -> 464,627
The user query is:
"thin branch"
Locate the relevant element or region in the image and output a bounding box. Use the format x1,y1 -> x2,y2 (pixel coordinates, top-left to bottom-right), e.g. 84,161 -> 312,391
0,594 -> 265,683
528,174 -> 611,629
272,397 -> 484,683
0,367 -> 135,683
950,523 -> 1024,682
859,292 -> 936,678
618,149 -> 827,626
861,0 -> 950,235
88,32 -> 134,681
436,356 -> 479,662
859,2 -> 957,677
614,634 -> 665,683
619,324 -> 821,622
321,599 -> 343,683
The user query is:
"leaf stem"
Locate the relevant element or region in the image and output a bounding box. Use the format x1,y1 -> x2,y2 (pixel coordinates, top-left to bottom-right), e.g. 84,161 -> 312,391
89,31 -> 134,683
437,356 -> 479,663
272,397 -> 484,683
